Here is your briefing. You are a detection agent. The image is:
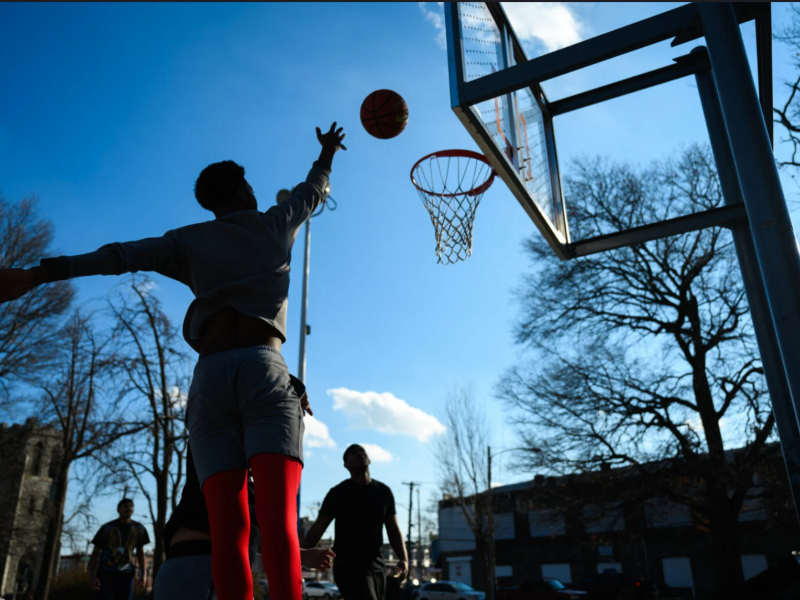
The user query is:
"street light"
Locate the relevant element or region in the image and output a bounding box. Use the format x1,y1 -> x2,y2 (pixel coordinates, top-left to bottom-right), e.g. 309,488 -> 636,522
486,446 -> 541,600
276,185 -> 337,539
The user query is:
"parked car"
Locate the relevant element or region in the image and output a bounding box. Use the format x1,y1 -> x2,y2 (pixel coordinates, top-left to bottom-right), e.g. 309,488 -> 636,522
496,579 -> 589,600
574,573 -> 659,600
416,580 -> 486,600
303,580 -> 342,599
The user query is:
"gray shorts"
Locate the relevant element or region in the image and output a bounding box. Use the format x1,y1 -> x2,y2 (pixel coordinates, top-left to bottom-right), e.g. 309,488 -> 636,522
153,556 -> 214,600
187,345 -> 304,487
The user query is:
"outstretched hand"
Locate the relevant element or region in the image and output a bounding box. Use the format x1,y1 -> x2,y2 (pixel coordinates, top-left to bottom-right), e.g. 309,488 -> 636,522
316,122 -> 347,152
0,268 -> 37,304
301,547 -> 336,571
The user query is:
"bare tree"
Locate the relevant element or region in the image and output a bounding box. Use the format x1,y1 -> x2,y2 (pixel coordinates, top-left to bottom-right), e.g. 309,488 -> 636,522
31,308 -> 146,600
433,386 -> 493,591
775,4 -> 800,169
0,193 -> 73,411
106,275 -> 190,577
499,146 -> 782,600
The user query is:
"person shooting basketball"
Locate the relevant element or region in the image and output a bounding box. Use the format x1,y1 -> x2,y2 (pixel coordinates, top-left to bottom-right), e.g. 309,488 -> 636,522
0,122 -> 347,600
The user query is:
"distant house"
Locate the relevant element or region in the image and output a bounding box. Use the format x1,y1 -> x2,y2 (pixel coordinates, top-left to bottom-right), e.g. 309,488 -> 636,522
437,444 -> 800,599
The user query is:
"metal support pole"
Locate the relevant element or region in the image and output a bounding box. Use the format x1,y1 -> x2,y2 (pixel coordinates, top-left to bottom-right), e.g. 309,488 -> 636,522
693,50 -> 800,524
297,217 -> 311,541
298,219 -> 311,383
699,2 -> 800,443
486,447 -> 495,600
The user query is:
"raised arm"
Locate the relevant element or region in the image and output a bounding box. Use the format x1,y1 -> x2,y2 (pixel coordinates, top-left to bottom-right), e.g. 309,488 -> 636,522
267,123 -> 347,241
301,513 -> 334,549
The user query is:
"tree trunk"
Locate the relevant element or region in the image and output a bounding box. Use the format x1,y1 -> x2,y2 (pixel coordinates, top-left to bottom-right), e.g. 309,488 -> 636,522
153,468 -> 166,578
708,492 -> 746,600
34,461 -> 70,600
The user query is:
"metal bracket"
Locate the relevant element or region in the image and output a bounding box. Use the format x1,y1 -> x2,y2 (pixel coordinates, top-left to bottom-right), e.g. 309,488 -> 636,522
549,49 -> 710,116
569,204 -> 748,258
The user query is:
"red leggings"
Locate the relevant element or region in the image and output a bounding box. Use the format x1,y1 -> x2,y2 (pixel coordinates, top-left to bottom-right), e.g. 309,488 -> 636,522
202,453 -> 302,600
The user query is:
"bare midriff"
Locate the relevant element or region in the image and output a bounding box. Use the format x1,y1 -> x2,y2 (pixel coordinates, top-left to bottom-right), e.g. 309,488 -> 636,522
169,526 -> 212,546
197,306 -> 282,357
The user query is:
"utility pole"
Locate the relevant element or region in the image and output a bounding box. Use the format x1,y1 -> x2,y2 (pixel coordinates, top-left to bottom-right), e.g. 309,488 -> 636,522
418,488 -> 423,578
403,481 -> 421,580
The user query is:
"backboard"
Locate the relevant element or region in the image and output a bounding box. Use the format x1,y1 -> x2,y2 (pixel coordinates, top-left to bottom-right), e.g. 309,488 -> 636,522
445,2 -> 569,258
444,2 -> 772,261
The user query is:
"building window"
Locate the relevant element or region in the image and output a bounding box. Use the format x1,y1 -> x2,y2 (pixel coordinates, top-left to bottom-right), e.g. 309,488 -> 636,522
493,513 -> 515,540
739,488 -> 767,522
439,507 -> 476,553
495,565 -> 512,578
529,509 -> 566,537
30,442 -> 44,476
741,555 -> 768,580
645,498 -> 692,528
48,449 -> 61,479
542,563 -> 572,584
28,497 -> 36,515
597,562 -> 622,574
663,557 -> 693,588
583,504 -> 625,533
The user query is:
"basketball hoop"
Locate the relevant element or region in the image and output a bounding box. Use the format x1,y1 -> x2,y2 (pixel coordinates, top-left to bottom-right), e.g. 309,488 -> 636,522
410,150 -> 495,264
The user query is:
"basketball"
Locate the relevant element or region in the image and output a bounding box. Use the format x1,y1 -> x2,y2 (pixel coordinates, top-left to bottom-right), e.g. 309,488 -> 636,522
360,89 -> 409,139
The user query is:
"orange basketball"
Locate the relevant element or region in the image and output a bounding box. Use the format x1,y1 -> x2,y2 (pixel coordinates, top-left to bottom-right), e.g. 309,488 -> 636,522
360,89 -> 409,139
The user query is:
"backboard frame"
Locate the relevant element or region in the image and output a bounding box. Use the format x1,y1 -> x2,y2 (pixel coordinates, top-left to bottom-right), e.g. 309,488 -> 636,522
445,1 -> 570,259
444,2 -> 772,261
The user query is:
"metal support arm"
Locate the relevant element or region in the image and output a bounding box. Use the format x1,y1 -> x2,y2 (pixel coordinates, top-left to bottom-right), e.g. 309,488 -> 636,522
549,51 -> 710,116
570,204 -> 747,259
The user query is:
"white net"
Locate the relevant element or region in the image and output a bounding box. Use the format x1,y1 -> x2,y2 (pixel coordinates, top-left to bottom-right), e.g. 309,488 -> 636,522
411,151 -> 495,265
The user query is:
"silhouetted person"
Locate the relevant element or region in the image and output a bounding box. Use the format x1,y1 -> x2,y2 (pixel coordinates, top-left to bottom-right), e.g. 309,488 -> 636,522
0,122 -> 346,600
88,498 -> 150,600
303,444 -> 408,600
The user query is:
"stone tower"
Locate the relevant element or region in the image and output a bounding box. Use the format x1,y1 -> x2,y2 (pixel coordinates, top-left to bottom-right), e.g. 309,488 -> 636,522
0,418 -> 62,599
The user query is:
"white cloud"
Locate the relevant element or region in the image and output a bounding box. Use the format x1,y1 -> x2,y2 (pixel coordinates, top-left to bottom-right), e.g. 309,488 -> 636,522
361,443 -> 394,463
327,388 -> 446,442
419,2 -> 446,50
304,415 -> 337,448
501,2 -> 584,53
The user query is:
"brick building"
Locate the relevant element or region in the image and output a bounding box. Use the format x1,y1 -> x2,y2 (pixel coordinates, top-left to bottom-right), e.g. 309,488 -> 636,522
437,447 -> 800,599
0,418 -> 63,599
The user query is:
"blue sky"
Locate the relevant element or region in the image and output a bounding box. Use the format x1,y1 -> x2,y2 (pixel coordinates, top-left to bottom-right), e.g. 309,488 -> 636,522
1,2 -> 799,551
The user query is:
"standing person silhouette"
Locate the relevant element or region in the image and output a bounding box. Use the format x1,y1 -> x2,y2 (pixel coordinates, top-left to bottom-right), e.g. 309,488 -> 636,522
0,123 -> 346,600
87,499 -> 150,600
303,445 -> 409,600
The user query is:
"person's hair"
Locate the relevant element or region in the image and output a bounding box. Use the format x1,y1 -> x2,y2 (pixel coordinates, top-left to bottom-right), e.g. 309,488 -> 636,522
117,498 -> 134,509
194,160 -> 246,212
343,444 -> 364,463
